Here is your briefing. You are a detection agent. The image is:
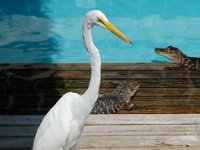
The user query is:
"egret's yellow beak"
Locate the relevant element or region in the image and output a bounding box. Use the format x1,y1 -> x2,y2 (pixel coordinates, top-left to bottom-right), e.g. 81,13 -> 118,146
98,18 -> 132,45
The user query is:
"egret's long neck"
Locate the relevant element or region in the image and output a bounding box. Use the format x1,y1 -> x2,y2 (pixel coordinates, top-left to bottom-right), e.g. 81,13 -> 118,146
82,23 -> 101,107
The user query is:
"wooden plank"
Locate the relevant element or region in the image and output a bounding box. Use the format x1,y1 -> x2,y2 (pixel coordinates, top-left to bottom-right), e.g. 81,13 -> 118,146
0,126 -> 37,137
2,96 -> 200,106
1,102 -> 200,114
0,114 -> 199,149
1,105 -> 200,114
1,95 -> 199,105
1,124 -> 199,137
0,137 -> 33,148
45,70 -> 200,79
2,78 -> 200,88
38,78 -> 200,88
77,135 -> 200,148
2,66 -> 200,79
1,95 -> 200,102
77,148 -> 200,150
1,87 -> 200,96
1,148 -> 199,150
3,106 -> 200,114
85,114 -> 200,125
1,136 -> 199,149
82,124 -> 200,136
1,147 -> 199,150
119,106 -> 200,114
0,135 -> 199,149
0,115 -> 43,126
1,114 -> 199,126
0,63 -> 177,71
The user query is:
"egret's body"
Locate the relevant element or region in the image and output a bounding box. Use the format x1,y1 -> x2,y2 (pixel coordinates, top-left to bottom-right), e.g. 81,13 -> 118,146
32,10 -> 131,150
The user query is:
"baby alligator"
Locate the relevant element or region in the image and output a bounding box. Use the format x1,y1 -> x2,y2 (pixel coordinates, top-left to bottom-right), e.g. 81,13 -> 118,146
155,46 -> 200,71
91,81 -> 141,114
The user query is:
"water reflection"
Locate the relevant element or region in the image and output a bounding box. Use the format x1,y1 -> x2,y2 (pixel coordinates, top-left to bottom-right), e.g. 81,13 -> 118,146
0,0 -> 65,114
0,0 -> 200,63
0,0 -> 58,63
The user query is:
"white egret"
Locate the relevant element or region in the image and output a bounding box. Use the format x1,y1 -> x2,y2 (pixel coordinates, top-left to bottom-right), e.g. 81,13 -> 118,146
32,10 -> 132,150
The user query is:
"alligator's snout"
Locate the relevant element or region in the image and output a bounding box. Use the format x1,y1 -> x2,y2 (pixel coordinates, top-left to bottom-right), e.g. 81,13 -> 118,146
155,48 -> 161,53
155,48 -> 160,51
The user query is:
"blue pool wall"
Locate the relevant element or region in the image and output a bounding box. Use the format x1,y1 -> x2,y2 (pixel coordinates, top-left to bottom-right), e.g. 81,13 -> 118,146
0,0 -> 200,63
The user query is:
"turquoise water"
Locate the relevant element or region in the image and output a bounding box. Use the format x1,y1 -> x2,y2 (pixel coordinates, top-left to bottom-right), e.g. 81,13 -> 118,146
0,0 -> 200,63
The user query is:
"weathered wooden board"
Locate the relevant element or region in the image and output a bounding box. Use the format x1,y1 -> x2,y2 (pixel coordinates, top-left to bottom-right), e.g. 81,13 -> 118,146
0,114 -> 199,150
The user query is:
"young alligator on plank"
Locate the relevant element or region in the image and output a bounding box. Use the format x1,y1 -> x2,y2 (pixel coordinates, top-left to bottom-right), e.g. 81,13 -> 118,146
91,81 -> 142,114
155,46 -> 200,71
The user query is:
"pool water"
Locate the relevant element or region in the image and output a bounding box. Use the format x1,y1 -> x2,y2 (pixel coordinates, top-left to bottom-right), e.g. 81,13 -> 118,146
0,0 -> 200,63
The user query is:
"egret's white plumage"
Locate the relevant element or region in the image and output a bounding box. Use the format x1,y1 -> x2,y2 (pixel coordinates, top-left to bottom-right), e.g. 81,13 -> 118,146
32,10 -> 131,150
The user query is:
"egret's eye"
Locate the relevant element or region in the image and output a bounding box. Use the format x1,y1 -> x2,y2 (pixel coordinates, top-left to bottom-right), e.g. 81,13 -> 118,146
97,18 -> 104,24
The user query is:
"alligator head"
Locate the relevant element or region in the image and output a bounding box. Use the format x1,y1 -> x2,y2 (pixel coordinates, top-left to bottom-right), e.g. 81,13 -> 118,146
113,81 -> 140,104
155,46 -> 187,64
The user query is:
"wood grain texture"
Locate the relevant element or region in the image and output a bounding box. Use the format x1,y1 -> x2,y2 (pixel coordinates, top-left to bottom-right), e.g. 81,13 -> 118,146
0,63 -> 200,114
0,114 -> 200,149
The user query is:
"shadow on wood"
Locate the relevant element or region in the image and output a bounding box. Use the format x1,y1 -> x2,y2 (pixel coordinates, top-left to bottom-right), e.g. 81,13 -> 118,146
0,63 -> 200,114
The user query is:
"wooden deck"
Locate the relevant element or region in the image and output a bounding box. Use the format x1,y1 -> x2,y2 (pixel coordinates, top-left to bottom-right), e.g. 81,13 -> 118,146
0,114 -> 200,150
0,63 -> 200,149
0,63 -> 200,114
